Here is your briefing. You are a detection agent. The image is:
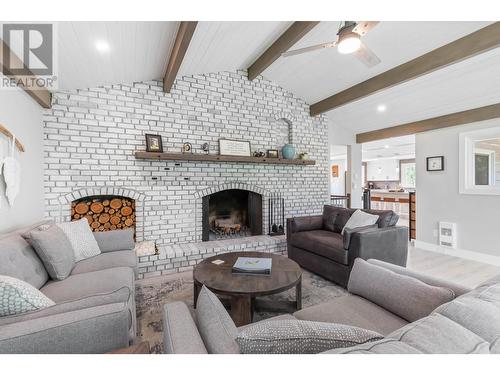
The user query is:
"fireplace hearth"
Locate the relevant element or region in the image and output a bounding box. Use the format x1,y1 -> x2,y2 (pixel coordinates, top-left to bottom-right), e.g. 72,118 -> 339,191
202,189 -> 262,241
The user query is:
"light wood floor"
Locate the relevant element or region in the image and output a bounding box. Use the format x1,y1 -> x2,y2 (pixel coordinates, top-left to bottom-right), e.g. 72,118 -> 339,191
137,244 -> 500,290
407,244 -> 500,288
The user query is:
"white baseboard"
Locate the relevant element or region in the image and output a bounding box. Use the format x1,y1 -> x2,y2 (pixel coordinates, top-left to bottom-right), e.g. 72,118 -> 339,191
414,240 -> 500,267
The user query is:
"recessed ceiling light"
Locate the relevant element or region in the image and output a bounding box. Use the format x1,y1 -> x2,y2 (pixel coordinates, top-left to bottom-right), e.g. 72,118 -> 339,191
377,104 -> 387,112
384,144 -> 390,149
95,40 -> 110,53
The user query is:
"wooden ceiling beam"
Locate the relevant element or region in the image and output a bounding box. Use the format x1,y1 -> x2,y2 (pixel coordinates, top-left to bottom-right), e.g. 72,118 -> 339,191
163,21 -> 198,93
0,39 -> 52,109
247,21 -> 320,81
356,103 -> 500,143
311,22 -> 500,116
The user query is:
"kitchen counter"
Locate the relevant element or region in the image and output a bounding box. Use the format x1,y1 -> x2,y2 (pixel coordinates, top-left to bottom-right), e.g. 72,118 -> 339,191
370,190 -> 410,199
369,189 -> 410,194
369,190 -> 411,220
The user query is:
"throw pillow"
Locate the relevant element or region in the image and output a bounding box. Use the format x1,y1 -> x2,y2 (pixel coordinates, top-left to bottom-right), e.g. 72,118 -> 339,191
195,285 -> 239,354
0,275 -> 55,317
236,319 -> 383,354
22,225 -> 75,280
57,219 -> 101,262
341,209 -> 379,234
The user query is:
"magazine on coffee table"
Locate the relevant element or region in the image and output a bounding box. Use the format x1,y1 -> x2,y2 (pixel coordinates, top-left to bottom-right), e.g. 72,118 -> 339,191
232,257 -> 272,276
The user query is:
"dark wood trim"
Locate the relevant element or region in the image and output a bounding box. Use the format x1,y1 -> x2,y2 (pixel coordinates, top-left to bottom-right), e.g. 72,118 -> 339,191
370,196 -> 410,204
356,102 -> 500,143
310,22 -> 500,116
247,21 -> 319,81
135,151 -> 315,165
409,191 -> 416,240
0,40 -> 52,108
163,21 -> 198,93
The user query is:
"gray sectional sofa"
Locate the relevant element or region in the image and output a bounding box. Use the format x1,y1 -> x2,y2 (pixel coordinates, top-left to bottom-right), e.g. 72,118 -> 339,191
163,258 -> 500,354
0,221 -> 137,354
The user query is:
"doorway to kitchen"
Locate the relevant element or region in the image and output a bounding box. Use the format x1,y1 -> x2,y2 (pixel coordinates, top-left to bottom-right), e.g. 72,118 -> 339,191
362,135 -> 416,234
330,145 -> 350,208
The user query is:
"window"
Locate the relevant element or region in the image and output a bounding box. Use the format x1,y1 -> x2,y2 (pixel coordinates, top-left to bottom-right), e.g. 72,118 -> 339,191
474,148 -> 494,186
401,162 -> 416,188
459,125 -> 500,195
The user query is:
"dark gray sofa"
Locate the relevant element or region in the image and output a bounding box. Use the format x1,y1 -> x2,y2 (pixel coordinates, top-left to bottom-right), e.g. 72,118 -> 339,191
0,221 -> 137,354
287,205 -> 408,286
162,259 -> 500,354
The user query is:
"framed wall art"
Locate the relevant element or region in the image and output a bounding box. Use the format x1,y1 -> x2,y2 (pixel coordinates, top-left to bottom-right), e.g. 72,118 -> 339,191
426,156 -> 444,171
332,165 -> 339,177
145,134 -> 163,153
219,139 -> 251,157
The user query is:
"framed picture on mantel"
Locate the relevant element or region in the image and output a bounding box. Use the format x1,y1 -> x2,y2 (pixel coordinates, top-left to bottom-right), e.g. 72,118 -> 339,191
219,139 -> 251,157
145,134 -> 163,153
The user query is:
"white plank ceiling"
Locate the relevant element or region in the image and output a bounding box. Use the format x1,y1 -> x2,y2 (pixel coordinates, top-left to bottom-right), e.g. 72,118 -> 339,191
56,22 -> 179,90
264,21 -> 491,103
52,21 -> 499,135
327,46 -> 500,134
178,21 -> 291,77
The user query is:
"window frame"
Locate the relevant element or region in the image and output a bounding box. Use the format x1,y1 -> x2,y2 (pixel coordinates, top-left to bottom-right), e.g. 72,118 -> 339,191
459,126 -> 500,195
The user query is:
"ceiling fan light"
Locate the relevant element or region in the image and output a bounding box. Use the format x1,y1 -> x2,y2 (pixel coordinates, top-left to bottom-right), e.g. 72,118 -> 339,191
337,32 -> 361,54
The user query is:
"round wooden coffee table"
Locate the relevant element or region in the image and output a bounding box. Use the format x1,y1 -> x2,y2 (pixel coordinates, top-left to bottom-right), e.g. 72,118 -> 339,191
193,251 -> 302,326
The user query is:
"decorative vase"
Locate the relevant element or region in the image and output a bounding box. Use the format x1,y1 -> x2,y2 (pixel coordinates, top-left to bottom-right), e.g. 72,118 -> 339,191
281,144 -> 296,160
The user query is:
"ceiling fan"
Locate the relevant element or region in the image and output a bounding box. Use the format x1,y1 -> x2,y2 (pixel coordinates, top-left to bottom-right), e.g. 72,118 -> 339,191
281,21 -> 381,68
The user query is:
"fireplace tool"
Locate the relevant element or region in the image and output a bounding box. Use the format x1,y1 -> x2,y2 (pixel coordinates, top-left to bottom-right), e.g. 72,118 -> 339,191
268,192 -> 285,236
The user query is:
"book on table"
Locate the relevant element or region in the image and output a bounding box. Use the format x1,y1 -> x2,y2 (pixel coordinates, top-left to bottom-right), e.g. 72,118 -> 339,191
232,257 -> 272,275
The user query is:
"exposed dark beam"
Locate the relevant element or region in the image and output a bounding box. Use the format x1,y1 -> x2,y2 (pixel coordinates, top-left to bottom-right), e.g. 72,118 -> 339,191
163,21 -> 198,93
247,21 -> 320,81
356,103 -> 500,143
0,39 -> 52,108
311,22 -> 500,116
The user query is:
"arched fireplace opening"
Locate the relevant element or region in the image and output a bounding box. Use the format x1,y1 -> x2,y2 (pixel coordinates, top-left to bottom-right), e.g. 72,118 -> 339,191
202,189 -> 262,241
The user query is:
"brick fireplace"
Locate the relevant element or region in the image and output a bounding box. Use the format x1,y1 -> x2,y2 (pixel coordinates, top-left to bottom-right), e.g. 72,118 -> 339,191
43,71 -> 330,278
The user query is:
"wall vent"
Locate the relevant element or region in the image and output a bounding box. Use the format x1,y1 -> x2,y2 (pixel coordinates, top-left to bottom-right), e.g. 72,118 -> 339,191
439,222 -> 457,249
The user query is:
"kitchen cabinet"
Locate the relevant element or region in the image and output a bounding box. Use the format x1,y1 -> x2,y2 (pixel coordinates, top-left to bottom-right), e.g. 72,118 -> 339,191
366,159 -> 400,181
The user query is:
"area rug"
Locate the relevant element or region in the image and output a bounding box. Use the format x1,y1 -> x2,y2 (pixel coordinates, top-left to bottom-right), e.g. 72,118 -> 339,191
135,270 -> 347,353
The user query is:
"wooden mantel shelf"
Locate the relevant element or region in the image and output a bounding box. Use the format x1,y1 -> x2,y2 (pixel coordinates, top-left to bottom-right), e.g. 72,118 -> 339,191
135,151 -> 316,165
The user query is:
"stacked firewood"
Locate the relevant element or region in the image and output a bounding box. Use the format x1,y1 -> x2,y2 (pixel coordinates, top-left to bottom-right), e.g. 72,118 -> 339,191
215,223 -> 241,235
71,197 -> 135,232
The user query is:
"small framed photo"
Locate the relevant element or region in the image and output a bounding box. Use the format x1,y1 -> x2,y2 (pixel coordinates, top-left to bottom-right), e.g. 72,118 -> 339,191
267,149 -> 279,158
332,165 -> 339,177
145,134 -> 163,153
427,156 -> 444,171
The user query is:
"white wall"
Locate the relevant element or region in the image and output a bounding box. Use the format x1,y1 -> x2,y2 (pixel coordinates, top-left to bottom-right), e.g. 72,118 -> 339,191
416,118 -> 500,260
330,157 -> 346,195
0,88 -> 44,232
328,123 -> 363,208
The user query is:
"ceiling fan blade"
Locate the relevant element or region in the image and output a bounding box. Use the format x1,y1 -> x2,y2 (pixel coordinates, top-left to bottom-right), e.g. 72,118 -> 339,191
281,42 -> 336,57
354,41 -> 381,68
352,21 -> 380,36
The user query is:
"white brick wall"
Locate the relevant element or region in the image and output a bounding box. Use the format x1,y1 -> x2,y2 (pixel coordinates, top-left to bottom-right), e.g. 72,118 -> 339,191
43,70 -> 330,248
